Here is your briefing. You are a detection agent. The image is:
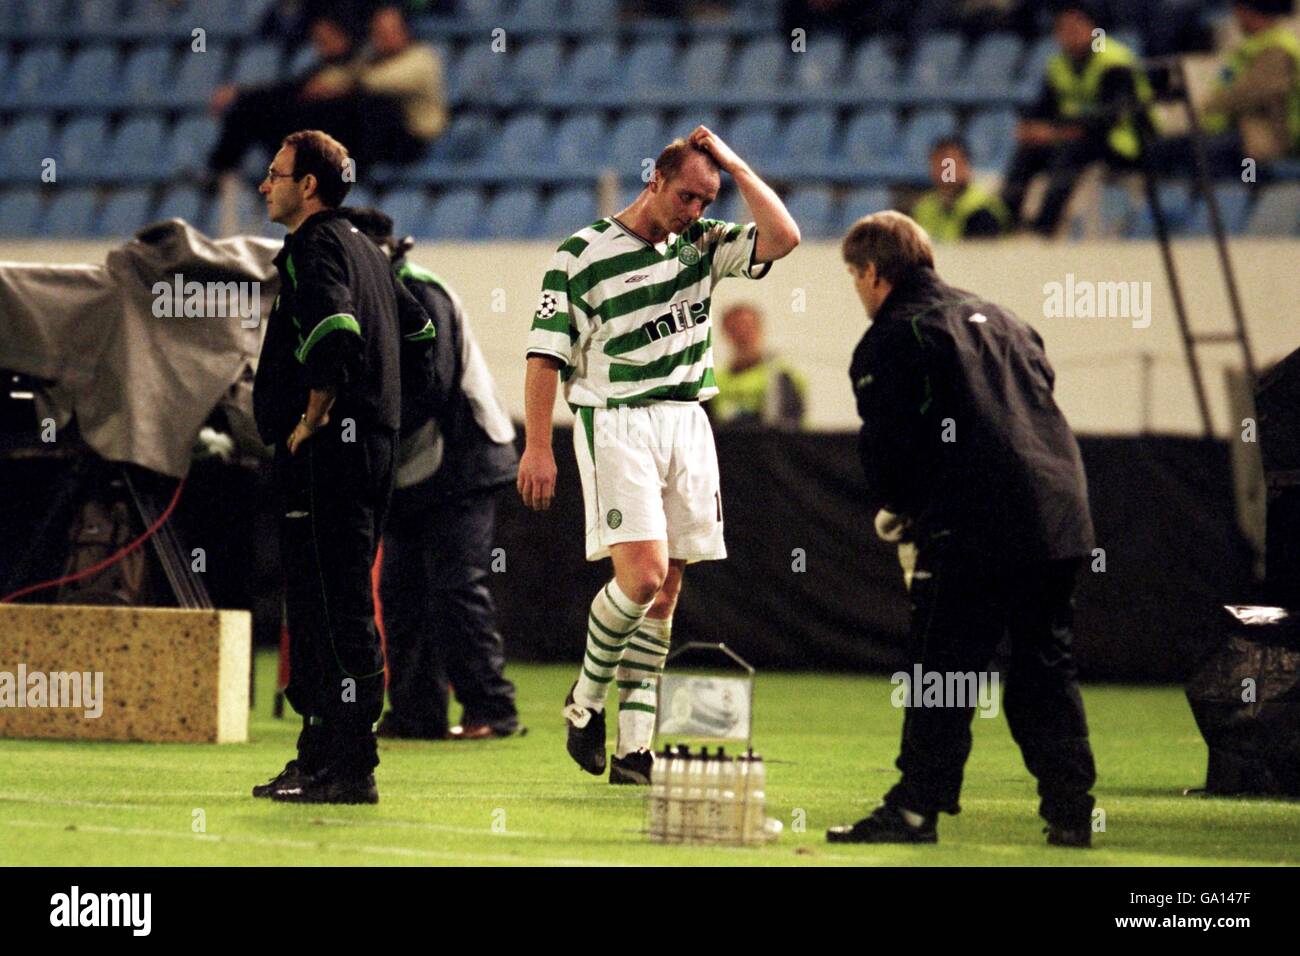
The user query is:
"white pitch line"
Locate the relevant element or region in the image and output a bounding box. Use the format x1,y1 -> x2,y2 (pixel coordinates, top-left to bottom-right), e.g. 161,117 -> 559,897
0,819 -> 632,867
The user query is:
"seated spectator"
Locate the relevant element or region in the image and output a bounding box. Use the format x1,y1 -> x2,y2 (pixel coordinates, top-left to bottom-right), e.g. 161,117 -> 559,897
1001,0 -> 1157,235
1194,0 -> 1299,170
209,5 -> 445,176
912,137 -> 1010,241
709,304 -> 807,431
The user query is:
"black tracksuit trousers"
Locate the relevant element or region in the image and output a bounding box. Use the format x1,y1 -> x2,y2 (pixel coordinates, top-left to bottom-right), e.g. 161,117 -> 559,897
276,422 -> 396,776
883,543 -> 1097,830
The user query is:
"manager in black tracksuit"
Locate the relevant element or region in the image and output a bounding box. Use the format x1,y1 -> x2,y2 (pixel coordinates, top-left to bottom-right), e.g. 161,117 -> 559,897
250,131 -> 435,804
828,211 -> 1098,847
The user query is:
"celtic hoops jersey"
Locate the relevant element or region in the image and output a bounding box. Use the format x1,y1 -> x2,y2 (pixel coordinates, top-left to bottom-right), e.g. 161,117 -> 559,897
526,217 -> 770,407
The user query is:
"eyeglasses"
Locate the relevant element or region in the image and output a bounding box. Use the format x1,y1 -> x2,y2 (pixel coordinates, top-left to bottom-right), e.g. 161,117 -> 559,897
264,167 -> 297,183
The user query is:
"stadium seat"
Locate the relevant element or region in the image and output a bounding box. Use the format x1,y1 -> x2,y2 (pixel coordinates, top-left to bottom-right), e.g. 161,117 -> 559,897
667,110 -> 722,141
426,189 -> 485,239
1015,36 -> 1056,103
966,108 -> 1017,171
849,36 -> 899,103
726,112 -> 779,167
792,36 -> 846,92
6,45 -> 66,109
567,0 -> 617,26
0,45 -> 9,82
497,112 -> 549,174
734,36 -> 787,95
781,187 -> 834,238
836,186 -> 892,234
902,32 -> 966,104
886,108 -> 958,183
709,187 -> 742,225
165,115 -> 220,177
566,39 -> 619,97
450,44 -> 508,104
1184,185 -> 1251,236
426,112 -> 493,166
552,113 -> 609,176
622,38 -> 677,103
459,0 -> 508,21
512,0 -> 561,29
609,112 -> 666,180
681,38 -> 731,95
286,46 -> 318,79
538,185 -> 599,239
97,187 -> 155,238
111,0 -> 186,39
171,44 -> 229,109
55,117 -> 112,183
229,42 -> 282,88
507,40 -> 564,104
954,33 -> 1023,104
0,188 -> 43,236
483,186 -> 542,239
104,116 -> 169,182
782,110 -> 837,164
41,187 -> 100,237
74,0 -> 120,40
0,116 -> 55,182
1243,182 -> 1300,236
50,45 -> 122,109
13,0 -> 66,41
839,109 -> 900,174
154,184 -> 211,232
201,0 -> 274,37
120,45 -> 175,108
384,187 -> 434,238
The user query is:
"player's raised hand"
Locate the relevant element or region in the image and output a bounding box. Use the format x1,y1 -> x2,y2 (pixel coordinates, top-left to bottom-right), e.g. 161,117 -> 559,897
689,125 -> 744,174
518,444 -> 557,511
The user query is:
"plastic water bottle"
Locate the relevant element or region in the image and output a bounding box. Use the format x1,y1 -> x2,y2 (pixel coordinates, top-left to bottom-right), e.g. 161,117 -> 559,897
744,749 -> 767,845
682,746 -> 707,843
735,751 -> 753,845
717,748 -> 742,845
702,747 -> 725,844
664,744 -> 688,844
646,744 -> 672,842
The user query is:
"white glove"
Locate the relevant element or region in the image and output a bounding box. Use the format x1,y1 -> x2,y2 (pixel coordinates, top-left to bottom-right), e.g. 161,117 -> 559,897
874,508 -> 911,543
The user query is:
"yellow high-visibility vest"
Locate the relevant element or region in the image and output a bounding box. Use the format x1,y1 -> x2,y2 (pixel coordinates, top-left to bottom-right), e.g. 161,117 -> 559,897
1203,25 -> 1300,153
913,184 -> 1010,242
1046,39 -> 1157,160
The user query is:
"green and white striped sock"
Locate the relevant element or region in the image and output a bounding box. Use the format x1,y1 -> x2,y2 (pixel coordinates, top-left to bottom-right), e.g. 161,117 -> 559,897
574,579 -> 652,711
615,616 -> 671,757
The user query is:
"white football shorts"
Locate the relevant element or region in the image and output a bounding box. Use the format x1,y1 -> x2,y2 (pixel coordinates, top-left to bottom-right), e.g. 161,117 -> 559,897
572,402 -> 726,563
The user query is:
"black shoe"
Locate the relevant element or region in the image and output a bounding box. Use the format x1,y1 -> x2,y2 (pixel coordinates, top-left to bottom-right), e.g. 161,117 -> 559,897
1045,824 -> 1092,848
448,722 -> 527,740
610,749 -> 653,785
269,768 -> 379,805
252,760 -> 312,799
562,682 -> 606,775
827,804 -> 938,844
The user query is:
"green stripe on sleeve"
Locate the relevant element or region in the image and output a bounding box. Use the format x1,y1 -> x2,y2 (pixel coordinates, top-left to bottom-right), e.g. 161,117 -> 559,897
294,313 -> 360,363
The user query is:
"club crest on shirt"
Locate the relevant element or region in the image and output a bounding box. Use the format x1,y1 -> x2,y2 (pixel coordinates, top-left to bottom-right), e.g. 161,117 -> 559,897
677,244 -> 700,266
606,509 -> 623,529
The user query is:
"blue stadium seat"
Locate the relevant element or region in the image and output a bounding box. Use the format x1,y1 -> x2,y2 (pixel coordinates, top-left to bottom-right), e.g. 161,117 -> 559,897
622,38 -> 676,103
154,184 -> 210,231
839,109 -> 900,171
609,112 -> 665,180
96,187 -> 154,238
229,42 -> 282,87
0,189 -> 42,236
966,108 -> 1017,170
120,45 -> 175,108
201,0 -> 274,37
459,0 -> 507,20
781,187 -> 834,238
512,0 -> 562,29
74,0 -> 120,39
165,115 -> 219,177
888,108 -> 957,182
497,112 -> 549,173
483,186 -> 541,239
726,112 -> 779,167
111,0 -> 183,39
793,36 -> 846,92
708,187 -> 741,225
783,110 -> 836,162
507,40 -> 564,103
1128,182 -> 1192,237
1185,185 -> 1251,236
0,45 -> 8,81
427,189 -> 485,239
13,0 -> 66,41
902,32 -> 965,104
105,116 -> 169,182
552,113 -> 608,176
171,44 -> 229,109
1015,36 -> 1056,103
6,45 -> 66,108
426,112 -> 492,167
384,187 -> 434,238
0,1 -> 18,40
1243,182 -> 1300,236
569,0 -> 617,26
51,45 -> 121,108
681,38 -> 731,96
286,46 -> 317,79
342,185 -> 376,209
41,187 -> 100,237
566,39 -> 618,96
55,117 -> 112,183
539,185 -> 598,239
667,111 -> 722,140
954,33 -> 1022,104
0,116 -> 55,182
849,36 -> 899,103
734,36 -> 787,94
449,44 -> 506,104
836,186 -> 892,233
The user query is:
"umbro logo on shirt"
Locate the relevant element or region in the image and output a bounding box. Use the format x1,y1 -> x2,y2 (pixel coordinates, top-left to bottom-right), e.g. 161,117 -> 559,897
624,274 -> 649,284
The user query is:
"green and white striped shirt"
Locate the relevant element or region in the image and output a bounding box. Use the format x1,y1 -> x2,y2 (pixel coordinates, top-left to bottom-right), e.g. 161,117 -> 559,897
526,216 -> 770,407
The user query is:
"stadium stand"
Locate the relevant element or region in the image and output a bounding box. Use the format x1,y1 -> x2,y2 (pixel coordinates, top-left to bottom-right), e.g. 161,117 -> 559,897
0,0 -> 1296,241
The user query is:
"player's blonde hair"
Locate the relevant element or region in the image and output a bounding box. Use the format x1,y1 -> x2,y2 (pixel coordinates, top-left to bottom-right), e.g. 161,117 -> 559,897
841,211 -> 935,285
654,138 -> 720,183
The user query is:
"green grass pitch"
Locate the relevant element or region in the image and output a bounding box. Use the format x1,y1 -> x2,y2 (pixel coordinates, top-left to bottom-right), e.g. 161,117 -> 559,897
0,651 -> 1295,866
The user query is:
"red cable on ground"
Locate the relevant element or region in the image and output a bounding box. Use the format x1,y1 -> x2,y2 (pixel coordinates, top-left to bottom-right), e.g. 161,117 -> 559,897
0,476 -> 186,604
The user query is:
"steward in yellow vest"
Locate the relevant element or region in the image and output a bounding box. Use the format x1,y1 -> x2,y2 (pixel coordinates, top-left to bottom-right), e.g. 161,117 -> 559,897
913,138 -> 1011,241
1203,1 -> 1300,161
710,304 -> 807,431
